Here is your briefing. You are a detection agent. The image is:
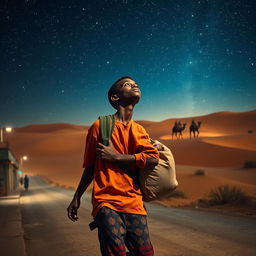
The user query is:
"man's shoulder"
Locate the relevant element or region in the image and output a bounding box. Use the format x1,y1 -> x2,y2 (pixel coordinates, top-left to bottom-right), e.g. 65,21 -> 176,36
131,120 -> 147,133
91,119 -> 100,128
87,119 -> 100,135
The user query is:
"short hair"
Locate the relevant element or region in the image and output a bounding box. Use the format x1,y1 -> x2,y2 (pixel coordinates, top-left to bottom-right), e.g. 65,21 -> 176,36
108,76 -> 133,109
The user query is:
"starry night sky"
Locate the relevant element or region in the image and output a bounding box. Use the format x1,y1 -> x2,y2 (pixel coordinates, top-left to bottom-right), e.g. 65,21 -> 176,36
1,0 -> 255,127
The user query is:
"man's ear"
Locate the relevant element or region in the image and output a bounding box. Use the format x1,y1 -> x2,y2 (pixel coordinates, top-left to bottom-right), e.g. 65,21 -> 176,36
111,94 -> 119,102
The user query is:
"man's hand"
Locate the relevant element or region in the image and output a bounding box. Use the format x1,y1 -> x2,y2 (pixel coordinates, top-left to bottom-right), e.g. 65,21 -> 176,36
67,197 -> 80,222
96,140 -> 118,162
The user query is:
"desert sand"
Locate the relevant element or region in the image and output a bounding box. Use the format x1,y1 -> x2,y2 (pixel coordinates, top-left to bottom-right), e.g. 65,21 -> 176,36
5,110 -> 256,208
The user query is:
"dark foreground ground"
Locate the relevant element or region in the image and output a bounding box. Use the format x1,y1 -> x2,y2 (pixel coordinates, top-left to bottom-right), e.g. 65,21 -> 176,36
2,176 -> 256,256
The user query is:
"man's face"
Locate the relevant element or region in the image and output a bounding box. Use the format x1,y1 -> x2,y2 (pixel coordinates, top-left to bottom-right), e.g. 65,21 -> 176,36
116,78 -> 141,101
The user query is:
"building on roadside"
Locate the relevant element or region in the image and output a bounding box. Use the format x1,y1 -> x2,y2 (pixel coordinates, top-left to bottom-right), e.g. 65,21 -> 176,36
0,147 -> 19,196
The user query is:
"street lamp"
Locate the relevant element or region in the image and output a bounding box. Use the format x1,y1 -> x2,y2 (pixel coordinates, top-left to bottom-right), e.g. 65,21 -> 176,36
20,156 -> 28,170
0,126 -> 13,143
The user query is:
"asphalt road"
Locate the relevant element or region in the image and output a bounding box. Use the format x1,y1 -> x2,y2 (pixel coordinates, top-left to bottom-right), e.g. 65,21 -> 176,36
20,176 -> 256,256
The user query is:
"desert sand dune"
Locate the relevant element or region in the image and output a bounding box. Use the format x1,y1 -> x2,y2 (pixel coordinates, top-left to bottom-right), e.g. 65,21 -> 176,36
5,110 -> 256,205
201,134 -> 256,152
161,137 -> 256,168
176,165 -> 256,199
139,110 -> 256,138
15,123 -> 87,133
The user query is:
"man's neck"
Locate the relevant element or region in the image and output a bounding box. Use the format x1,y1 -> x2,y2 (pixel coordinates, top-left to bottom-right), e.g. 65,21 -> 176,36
114,105 -> 134,125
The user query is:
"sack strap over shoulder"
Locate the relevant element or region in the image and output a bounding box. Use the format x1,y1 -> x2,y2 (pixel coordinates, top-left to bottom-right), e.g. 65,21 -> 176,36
99,115 -> 115,146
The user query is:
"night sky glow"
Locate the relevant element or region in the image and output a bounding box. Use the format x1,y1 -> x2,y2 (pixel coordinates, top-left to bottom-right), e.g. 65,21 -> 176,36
1,0 -> 255,127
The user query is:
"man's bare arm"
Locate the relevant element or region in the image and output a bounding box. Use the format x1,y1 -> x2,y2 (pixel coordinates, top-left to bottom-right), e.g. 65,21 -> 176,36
115,153 -> 158,168
67,166 -> 94,222
96,142 -> 158,168
74,166 -> 94,199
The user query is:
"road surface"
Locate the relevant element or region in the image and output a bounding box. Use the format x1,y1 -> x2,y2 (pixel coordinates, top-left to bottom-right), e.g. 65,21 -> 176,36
20,176 -> 256,256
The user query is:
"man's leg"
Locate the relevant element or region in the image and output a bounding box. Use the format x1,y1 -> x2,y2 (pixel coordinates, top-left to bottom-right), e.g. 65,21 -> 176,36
96,207 -> 127,256
124,213 -> 154,256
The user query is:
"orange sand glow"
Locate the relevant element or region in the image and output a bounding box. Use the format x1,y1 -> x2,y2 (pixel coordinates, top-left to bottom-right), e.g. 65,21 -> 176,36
6,110 -> 256,206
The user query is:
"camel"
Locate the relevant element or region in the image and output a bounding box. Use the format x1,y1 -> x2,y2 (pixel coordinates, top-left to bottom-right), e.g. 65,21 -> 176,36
189,120 -> 202,138
172,121 -> 186,139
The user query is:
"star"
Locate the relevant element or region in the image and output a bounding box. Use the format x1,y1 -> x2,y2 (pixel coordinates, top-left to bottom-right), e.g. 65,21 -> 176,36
0,0 -> 255,127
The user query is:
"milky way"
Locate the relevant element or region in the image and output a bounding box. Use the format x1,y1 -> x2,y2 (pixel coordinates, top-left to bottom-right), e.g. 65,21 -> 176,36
0,0 -> 255,127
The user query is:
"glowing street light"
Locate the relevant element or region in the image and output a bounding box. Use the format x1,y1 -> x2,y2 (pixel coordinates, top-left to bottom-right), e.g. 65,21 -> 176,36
20,155 -> 28,170
0,126 -> 13,143
5,127 -> 12,133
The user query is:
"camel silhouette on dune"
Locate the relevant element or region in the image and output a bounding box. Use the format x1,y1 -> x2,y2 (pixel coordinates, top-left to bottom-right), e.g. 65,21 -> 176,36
172,121 -> 186,139
189,120 -> 202,138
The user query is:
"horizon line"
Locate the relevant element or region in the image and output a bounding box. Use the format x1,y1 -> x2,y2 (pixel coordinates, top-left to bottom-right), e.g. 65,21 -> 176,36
10,109 -> 256,129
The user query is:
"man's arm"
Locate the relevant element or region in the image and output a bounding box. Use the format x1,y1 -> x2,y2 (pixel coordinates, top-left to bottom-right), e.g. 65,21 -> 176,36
96,141 -> 158,168
67,166 -> 94,222
114,153 -> 158,168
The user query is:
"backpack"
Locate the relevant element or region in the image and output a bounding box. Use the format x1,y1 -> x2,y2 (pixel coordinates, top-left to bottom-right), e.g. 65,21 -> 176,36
99,115 -> 178,202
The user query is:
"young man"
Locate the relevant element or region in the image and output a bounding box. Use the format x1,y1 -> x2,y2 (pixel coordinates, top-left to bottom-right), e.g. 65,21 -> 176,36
67,76 -> 159,256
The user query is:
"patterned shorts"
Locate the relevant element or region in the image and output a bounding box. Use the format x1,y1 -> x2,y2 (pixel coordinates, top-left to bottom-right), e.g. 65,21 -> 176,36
95,206 -> 154,256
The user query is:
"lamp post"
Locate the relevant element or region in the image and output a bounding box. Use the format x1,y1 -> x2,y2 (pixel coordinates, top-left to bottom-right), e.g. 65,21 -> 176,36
20,156 -> 28,171
0,126 -> 13,144
18,156 -> 28,187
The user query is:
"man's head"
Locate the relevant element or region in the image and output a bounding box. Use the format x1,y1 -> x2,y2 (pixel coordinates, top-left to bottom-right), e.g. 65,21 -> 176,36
108,76 -> 141,109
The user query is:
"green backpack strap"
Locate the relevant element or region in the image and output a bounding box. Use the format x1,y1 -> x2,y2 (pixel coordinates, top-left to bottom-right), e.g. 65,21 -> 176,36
89,115 -> 115,231
99,115 -> 139,185
99,115 -> 115,146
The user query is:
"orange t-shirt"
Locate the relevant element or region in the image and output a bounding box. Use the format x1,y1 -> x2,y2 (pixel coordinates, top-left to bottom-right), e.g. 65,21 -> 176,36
82,119 -> 159,218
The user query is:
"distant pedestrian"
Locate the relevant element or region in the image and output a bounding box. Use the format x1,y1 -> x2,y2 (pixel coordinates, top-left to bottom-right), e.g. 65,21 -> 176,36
24,175 -> 29,191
